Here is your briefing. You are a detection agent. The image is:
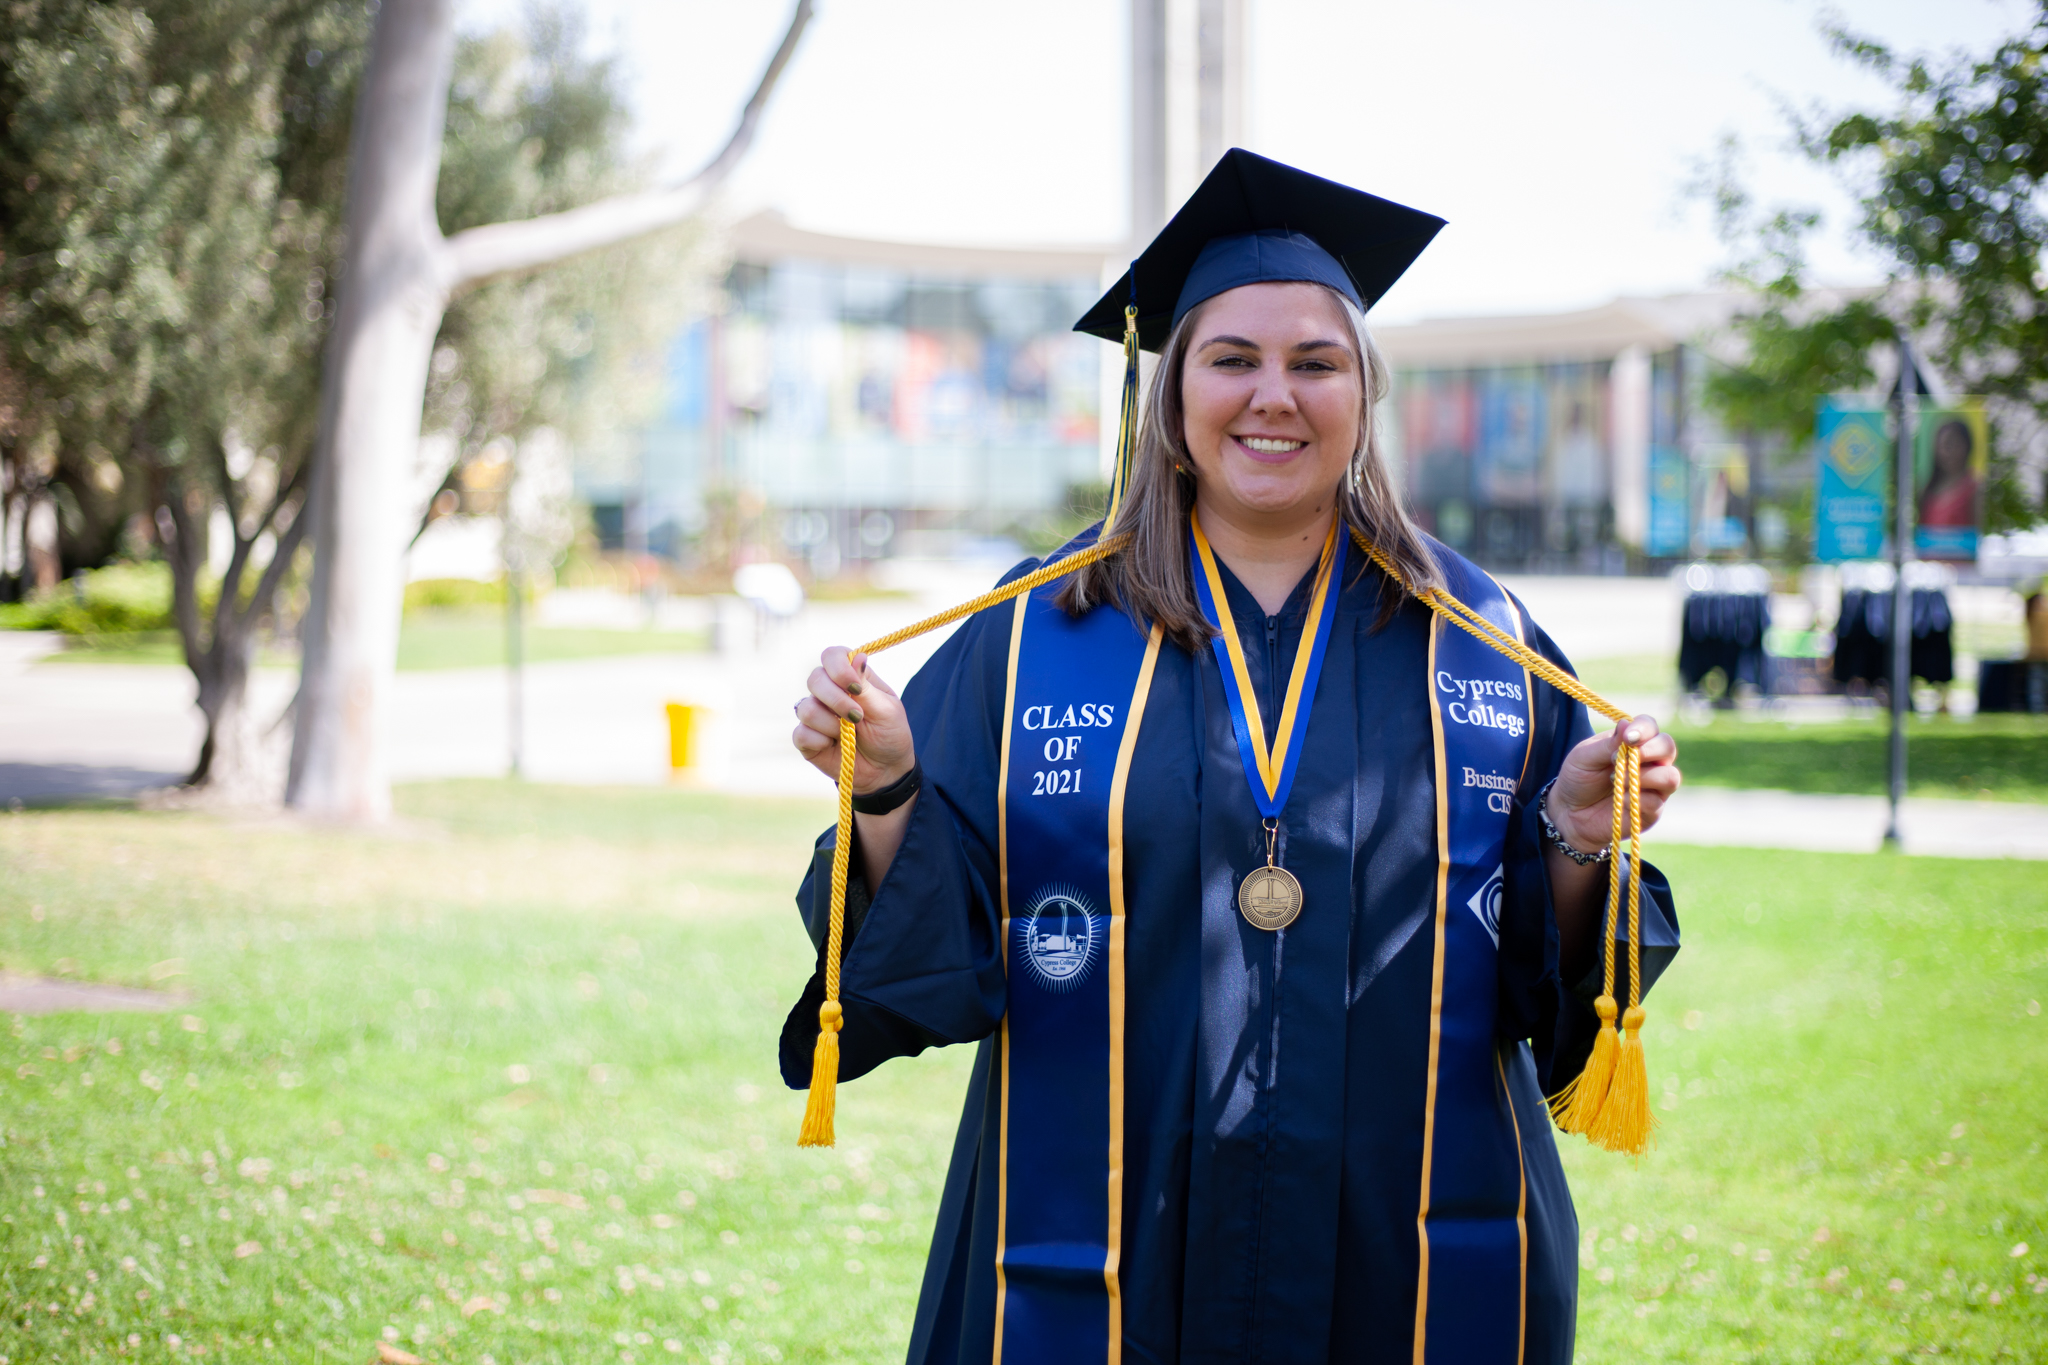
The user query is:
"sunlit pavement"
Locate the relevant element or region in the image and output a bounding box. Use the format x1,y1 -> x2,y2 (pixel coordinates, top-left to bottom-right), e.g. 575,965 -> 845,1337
2,568 -> 2044,858
1639,786 -> 2048,860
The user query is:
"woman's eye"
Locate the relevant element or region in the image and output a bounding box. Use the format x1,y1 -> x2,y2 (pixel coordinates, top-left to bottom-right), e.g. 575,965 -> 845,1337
1213,355 -> 1254,368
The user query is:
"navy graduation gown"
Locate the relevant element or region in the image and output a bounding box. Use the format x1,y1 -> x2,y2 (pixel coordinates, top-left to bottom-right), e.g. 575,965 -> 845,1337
781,546 -> 1680,1365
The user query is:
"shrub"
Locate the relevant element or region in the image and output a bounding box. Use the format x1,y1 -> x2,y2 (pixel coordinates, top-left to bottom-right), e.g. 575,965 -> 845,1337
0,561 -> 175,635
403,577 -> 505,612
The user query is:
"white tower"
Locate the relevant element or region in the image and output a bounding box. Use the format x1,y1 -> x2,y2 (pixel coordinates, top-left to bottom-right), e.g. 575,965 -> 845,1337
1130,0 -> 1249,245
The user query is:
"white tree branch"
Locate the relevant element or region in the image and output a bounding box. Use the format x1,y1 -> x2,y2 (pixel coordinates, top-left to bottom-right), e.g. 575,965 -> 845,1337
440,182 -> 714,290
439,0 -> 814,293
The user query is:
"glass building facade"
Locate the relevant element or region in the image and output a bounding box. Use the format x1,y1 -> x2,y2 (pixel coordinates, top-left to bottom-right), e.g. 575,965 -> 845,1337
597,231 -> 1768,577
1394,361 -> 1619,570
584,217 -> 1109,574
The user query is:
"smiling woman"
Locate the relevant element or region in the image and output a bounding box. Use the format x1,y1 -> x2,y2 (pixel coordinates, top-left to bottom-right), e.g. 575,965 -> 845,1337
1055,271 -> 1441,649
783,150 -> 1684,1365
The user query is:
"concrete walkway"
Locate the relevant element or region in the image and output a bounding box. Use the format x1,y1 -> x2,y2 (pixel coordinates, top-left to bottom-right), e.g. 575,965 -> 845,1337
3,569 -> 2045,859
1639,785 -> 2048,860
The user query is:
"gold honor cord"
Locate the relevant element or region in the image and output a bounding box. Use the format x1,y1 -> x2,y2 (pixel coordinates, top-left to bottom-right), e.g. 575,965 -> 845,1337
800,303 -> 1143,1148
800,297 -> 1655,1156
795,533 -> 1132,1147
1351,534 -> 1656,1156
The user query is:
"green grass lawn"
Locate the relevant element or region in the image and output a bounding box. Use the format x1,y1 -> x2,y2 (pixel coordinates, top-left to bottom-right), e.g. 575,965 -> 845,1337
1563,656 -> 2048,803
390,611 -> 707,672
1671,714 -> 2048,803
1,786 -> 2043,1363
1572,651 -> 1683,697
32,612 -> 706,672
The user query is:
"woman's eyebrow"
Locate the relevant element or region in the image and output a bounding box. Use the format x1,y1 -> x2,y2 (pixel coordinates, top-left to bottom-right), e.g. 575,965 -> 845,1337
1196,334 -> 1261,351
1291,338 -> 1348,354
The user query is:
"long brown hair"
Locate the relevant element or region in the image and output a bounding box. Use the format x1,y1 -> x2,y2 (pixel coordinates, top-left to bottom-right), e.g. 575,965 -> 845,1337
1055,284 -> 1443,651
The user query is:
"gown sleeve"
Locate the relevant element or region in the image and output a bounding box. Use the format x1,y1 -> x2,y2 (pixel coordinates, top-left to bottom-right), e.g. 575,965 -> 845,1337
1494,605 -> 1682,1098
777,561 -> 1036,1090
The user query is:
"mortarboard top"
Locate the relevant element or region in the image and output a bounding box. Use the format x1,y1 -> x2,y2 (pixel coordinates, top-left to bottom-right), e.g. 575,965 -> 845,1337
1075,148 -> 1446,353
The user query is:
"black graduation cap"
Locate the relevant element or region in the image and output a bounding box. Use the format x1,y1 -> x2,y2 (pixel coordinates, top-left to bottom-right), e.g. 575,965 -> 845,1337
1075,148 -> 1446,353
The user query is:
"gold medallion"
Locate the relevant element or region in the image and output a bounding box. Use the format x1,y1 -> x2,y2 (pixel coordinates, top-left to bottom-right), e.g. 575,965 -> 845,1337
1238,863 -> 1303,931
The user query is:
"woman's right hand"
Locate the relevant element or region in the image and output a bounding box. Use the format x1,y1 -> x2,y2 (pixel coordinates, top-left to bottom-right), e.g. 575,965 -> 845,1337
791,647 -> 915,793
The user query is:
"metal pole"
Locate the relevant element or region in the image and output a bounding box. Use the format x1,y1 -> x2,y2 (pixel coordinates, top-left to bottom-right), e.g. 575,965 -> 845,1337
1883,335 -> 1916,848
507,555 -> 525,780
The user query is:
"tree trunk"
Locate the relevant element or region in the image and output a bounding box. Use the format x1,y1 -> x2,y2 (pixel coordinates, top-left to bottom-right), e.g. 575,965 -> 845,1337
287,0 -> 813,821
155,435 -> 309,808
25,492 -> 60,593
286,0 -> 456,821
178,626 -> 290,808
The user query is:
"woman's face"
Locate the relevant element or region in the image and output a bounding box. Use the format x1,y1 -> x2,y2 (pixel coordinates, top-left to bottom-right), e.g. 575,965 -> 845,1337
1179,282 -> 1363,530
1935,422 -> 1972,477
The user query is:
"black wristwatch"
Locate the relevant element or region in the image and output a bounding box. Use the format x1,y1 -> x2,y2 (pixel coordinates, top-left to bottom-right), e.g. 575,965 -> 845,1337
1537,778 -> 1611,865
852,763 -> 922,816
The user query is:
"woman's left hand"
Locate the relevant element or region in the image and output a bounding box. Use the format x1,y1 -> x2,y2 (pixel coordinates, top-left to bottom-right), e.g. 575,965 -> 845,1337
1546,715 -> 1682,853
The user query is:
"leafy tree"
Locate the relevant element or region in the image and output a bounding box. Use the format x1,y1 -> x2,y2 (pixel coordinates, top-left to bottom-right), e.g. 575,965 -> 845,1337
0,0 -> 693,801
1704,5 -> 2048,531
286,0 -> 812,821
0,0 -> 367,798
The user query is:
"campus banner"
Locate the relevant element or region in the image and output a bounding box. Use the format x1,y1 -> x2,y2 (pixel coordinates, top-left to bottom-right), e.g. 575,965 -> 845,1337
1475,368 -> 1544,506
1691,443 -> 1750,554
1815,400 -> 1889,562
1646,444 -> 1689,557
1914,399 -> 1988,562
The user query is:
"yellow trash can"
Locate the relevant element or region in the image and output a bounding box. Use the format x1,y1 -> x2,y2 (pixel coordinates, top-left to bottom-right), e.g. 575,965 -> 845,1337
665,702 -> 705,776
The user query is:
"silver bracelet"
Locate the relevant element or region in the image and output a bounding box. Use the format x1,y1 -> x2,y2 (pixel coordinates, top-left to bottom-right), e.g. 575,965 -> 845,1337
1537,779 -> 1611,865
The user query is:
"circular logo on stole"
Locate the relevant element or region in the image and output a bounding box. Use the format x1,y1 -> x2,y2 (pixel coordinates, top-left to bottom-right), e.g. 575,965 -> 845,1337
1016,885 -> 1100,992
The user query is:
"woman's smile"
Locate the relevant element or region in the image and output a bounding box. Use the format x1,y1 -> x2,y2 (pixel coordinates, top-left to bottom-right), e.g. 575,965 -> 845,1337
1233,435 -> 1308,459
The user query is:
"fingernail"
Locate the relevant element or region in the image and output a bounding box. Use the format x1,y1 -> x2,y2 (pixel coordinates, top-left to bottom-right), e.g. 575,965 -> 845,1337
850,707 -> 864,723
847,680 -> 863,695
1624,727 -> 1641,743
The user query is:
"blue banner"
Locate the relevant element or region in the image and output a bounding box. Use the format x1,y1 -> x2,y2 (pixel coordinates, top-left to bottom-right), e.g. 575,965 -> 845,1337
1646,444 -> 1689,557
1816,400 -> 1890,562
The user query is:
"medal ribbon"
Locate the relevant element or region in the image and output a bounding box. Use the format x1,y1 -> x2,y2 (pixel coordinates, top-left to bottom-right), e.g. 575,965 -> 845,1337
1188,511 -> 1346,819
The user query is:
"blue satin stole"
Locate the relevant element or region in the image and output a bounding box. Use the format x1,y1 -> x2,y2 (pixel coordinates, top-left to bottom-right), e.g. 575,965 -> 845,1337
995,572 -> 1163,1365
1415,553 -> 1542,1363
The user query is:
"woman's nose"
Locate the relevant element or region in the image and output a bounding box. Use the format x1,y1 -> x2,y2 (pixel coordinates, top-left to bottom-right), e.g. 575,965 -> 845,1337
1246,374 -> 1298,416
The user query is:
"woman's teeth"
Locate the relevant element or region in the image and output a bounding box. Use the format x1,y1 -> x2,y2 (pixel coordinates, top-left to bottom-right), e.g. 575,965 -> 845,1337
1239,437 -> 1305,454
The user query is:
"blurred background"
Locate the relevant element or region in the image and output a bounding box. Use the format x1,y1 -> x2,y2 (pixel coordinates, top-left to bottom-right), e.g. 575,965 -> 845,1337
5,0 -> 2047,811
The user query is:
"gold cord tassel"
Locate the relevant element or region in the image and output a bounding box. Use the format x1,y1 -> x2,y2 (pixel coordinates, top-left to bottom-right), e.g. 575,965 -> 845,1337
795,311 -> 1143,1148
797,1000 -> 842,1147
798,719 -> 859,1147
795,544 -> 1129,1147
1555,996 -> 1619,1134
1548,751 -> 1629,1134
1386,569 -> 1663,1153
1588,744 -> 1657,1156
1102,303 -> 1140,533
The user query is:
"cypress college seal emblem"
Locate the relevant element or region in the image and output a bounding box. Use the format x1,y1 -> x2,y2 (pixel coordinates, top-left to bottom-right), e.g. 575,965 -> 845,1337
1016,886 -> 1101,991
